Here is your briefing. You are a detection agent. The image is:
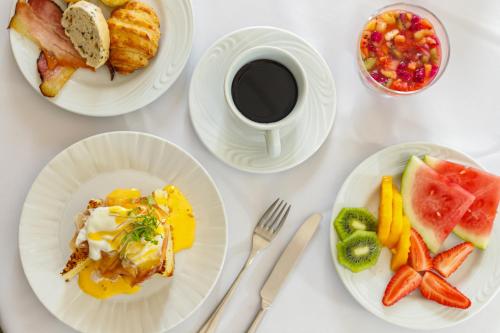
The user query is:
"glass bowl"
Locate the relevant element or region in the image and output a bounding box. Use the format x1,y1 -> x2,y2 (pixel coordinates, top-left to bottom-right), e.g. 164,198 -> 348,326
357,3 -> 450,96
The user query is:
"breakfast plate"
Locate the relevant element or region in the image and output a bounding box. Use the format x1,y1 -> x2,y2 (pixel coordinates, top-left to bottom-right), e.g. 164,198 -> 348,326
330,142 -> 500,329
189,26 -> 336,174
9,0 -> 193,116
19,132 -> 227,333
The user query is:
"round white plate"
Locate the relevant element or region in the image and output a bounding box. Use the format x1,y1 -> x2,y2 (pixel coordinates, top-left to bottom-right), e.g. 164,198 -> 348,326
19,132 -> 227,333
330,142 -> 500,330
9,0 -> 193,116
189,26 -> 336,173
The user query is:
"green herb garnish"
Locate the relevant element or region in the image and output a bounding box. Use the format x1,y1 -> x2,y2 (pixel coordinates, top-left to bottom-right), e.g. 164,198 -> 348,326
120,211 -> 162,254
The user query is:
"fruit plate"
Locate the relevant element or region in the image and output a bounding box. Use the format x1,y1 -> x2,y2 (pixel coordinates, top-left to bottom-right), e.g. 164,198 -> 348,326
330,142 -> 500,330
9,0 -> 193,116
19,132 -> 227,333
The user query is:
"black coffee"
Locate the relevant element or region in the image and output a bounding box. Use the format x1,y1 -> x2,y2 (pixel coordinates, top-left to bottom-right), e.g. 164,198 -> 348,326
231,59 -> 298,123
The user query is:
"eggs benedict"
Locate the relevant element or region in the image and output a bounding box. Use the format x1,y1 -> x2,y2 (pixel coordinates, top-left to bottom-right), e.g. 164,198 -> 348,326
61,185 -> 195,299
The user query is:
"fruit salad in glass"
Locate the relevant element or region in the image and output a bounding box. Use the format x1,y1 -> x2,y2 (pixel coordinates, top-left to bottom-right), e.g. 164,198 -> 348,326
358,3 -> 449,95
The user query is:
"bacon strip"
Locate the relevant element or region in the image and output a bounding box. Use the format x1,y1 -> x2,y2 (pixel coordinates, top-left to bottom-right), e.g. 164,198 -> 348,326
37,51 -> 76,97
9,0 -> 86,68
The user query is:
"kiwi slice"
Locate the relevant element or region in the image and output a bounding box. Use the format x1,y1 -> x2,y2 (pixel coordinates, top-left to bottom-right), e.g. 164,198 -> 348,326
334,208 -> 377,241
337,230 -> 380,273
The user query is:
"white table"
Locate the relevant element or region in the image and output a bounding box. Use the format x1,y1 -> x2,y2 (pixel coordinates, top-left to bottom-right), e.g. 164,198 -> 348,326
1,0 -> 500,332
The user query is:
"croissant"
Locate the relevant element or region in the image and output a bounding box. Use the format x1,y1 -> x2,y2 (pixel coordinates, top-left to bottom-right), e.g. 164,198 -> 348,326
107,1 -> 160,75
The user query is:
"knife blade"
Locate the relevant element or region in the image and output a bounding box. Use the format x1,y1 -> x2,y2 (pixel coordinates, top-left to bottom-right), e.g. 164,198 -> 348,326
260,213 -> 322,306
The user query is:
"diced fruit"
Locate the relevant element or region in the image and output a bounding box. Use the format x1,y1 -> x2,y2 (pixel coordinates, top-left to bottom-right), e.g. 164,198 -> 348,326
385,29 -> 400,41
433,242 -> 474,278
366,19 -> 376,31
371,31 -> 382,43
424,64 -> 432,77
408,228 -> 433,272
401,156 -> 476,253
394,34 -> 406,44
389,47 -> 402,59
337,230 -> 381,273
334,208 -> 377,241
420,271 -> 471,309
430,48 -> 439,65
378,176 -> 393,245
364,57 -> 376,71
424,156 -> 500,249
382,265 -> 422,306
414,67 -> 425,83
421,18 -> 433,29
376,20 -> 387,32
359,9 -> 442,92
414,29 -> 433,40
409,15 -> 421,31
380,69 -> 396,79
391,215 -> 411,271
380,12 -> 396,24
430,65 -> 439,77
371,70 -> 388,84
386,187 -> 403,248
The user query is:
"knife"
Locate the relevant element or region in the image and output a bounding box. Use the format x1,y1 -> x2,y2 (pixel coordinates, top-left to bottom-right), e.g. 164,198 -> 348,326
246,213 -> 322,333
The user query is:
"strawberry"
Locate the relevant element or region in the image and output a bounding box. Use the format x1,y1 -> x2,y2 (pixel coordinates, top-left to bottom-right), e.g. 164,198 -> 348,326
382,265 -> 422,306
420,271 -> 471,309
433,242 -> 474,278
408,228 -> 433,272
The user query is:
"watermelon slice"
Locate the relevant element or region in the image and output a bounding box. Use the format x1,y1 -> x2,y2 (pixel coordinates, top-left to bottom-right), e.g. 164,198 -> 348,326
424,156 -> 500,249
401,156 -> 475,253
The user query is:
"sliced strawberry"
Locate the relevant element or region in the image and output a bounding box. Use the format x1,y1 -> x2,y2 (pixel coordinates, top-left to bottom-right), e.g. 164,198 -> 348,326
408,228 -> 433,272
382,265 -> 422,306
433,242 -> 474,278
420,271 -> 471,309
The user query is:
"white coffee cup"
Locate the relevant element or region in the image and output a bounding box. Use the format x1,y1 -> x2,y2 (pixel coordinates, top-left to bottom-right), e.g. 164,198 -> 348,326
224,46 -> 307,158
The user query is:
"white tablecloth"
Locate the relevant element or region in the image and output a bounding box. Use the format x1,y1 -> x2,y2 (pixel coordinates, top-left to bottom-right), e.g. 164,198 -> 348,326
1,0 -> 500,332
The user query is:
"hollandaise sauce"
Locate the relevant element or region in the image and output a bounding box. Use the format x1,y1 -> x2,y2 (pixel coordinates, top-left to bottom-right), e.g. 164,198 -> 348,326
164,185 -> 196,253
78,261 -> 140,299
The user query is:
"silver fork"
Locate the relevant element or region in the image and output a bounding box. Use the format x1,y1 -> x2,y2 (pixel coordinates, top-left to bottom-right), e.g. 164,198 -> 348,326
198,199 -> 291,333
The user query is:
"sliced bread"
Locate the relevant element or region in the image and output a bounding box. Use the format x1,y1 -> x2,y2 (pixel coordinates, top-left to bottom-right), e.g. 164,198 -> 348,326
61,1 -> 110,69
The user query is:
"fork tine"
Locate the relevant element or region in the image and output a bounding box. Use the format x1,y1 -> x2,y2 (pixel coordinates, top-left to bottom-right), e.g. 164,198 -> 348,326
257,198 -> 280,227
272,204 -> 291,234
263,200 -> 285,229
268,201 -> 287,230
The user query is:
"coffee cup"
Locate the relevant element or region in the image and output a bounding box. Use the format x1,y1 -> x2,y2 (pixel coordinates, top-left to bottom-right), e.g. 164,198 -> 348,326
224,46 -> 307,158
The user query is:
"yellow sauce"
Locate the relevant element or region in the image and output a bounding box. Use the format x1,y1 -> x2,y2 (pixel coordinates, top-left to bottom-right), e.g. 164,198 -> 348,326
106,188 -> 141,206
78,262 -> 140,299
164,185 -> 196,253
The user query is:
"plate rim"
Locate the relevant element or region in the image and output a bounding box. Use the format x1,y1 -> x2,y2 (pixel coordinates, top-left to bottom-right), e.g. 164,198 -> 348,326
9,0 -> 194,117
188,25 -> 337,174
329,141 -> 500,330
18,130 -> 228,332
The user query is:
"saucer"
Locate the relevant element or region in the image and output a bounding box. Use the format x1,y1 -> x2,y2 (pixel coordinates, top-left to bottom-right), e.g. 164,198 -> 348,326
189,26 -> 337,173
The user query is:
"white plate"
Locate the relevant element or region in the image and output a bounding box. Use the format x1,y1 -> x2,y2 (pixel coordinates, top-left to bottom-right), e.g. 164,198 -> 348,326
189,26 -> 336,174
19,132 -> 227,333
330,142 -> 500,330
9,0 -> 193,116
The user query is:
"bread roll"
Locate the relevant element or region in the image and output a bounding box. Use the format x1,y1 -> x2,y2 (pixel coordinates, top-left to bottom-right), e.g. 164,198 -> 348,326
107,1 -> 160,74
61,1 -> 110,69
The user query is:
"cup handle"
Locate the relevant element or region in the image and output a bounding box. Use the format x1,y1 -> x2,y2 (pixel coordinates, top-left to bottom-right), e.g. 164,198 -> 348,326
265,128 -> 281,158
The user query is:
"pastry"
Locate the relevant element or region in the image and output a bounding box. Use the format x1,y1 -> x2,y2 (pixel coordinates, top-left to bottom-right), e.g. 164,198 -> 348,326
107,1 -> 160,74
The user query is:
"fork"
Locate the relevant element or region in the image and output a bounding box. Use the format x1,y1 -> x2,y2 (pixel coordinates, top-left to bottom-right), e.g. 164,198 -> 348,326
198,199 -> 291,333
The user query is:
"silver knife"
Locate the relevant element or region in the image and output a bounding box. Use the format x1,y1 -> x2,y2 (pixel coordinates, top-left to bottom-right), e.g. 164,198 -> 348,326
247,213 -> 322,333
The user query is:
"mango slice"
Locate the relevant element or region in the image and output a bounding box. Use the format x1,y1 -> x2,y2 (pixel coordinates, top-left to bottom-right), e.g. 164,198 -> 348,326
386,186 -> 403,248
391,215 -> 411,271
378,176 -> 393,245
